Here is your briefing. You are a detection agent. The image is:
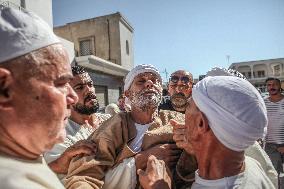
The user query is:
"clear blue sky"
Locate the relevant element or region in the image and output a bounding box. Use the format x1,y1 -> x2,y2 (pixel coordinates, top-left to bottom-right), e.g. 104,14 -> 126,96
53,0 -> 284,80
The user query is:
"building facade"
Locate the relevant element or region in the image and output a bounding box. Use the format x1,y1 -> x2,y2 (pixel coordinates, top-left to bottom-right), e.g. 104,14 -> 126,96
54,12 -> 134,107
229,58 -> 284,92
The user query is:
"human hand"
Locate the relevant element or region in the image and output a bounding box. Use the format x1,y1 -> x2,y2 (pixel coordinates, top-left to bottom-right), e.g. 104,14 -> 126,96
48,139 -> 96,174
171,119 -> 195,155
171,119 -> 187,149
84,118 -> 100,129
137,155 -> 171,189
135,143 -> 181,171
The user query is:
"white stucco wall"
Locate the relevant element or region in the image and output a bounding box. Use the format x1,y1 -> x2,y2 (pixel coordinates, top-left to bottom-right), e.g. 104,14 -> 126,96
25,0 -> 53,27
5,0 -> 21,6
4,0 -> 53,27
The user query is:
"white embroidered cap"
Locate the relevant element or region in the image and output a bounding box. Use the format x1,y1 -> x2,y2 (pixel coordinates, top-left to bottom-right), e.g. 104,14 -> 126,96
0,7 -> 60,63
124,64 -> 162,92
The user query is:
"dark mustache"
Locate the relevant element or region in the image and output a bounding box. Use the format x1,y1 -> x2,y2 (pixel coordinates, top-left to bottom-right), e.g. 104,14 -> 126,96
172,92 -> 186,98
84,93 -> 97,103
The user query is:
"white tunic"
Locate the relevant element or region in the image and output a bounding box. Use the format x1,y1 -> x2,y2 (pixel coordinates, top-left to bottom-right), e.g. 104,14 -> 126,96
0,154 -> 64,189
191,156 -> 275,189
44,113 -> 110,163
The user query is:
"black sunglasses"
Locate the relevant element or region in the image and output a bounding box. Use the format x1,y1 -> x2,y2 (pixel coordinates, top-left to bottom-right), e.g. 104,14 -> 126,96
169,75 -> 191,84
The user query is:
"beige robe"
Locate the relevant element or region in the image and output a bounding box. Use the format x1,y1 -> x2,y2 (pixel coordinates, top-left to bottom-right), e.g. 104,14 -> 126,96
0,154 -> 64,189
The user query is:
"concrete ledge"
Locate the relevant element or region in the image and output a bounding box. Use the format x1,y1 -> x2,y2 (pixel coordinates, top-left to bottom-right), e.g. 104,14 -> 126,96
75,55 -> 130,77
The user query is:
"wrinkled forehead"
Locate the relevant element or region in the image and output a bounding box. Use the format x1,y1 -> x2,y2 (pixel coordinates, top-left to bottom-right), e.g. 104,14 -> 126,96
134,72 -> 161,81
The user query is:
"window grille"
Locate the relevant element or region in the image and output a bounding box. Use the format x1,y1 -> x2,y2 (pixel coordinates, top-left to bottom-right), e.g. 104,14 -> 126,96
80,40 -> 92,56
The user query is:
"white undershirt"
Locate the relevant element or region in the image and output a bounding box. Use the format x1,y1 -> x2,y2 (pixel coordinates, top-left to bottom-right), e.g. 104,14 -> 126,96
129,123 -> 150,152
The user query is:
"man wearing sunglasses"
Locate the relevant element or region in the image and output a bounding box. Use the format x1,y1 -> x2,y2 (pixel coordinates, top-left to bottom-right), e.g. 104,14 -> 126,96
159,70 -> 193,113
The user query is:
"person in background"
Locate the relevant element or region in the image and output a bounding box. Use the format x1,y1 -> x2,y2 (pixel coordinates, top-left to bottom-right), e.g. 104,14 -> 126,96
105,103 -> 120,116
45,65 -> 110,175
264,77 -> 284,175
159,70 -> 193,113
118,93 -> 131,112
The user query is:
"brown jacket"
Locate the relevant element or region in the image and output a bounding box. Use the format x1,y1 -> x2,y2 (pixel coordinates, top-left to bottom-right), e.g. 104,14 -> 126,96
64,110 -> 185,189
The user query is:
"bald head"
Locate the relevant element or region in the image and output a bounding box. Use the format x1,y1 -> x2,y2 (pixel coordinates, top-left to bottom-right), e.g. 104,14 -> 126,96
168,70 -> 193,112
170,70 -> 193,80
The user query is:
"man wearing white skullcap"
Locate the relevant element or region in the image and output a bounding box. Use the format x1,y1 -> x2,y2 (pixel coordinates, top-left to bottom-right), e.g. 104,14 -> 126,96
63,64 -> 183,189
205,67 -> 278,187
139,76 -> 275,189
0,7 -> 79,188
167,67 -> 277,188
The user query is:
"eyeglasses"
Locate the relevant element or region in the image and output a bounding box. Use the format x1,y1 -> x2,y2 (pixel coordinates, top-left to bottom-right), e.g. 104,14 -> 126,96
169,75 -> 192,84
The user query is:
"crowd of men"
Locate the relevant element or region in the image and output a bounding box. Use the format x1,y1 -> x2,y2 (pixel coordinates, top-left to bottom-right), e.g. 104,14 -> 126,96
0,7 -> 283,189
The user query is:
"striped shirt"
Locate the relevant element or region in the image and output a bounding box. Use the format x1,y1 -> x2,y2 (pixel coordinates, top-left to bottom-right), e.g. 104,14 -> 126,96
264,97 -> 284,144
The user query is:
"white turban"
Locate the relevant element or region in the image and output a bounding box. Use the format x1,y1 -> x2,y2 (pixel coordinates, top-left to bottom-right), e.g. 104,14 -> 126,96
192,76 -> 267,151
124,64 -> 162,92
0,7 -> 60,63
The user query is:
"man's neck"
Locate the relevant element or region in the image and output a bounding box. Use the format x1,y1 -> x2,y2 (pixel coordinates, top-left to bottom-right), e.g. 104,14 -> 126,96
70,111 -> 96,126
130,106 -> 158,124
196,137 -> 245,180
171,103 -> 186,113
269,93 -> 284,102
0,126 -> 39,160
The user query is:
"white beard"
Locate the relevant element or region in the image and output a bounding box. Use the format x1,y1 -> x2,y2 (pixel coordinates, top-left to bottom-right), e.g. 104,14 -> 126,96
130,90 -> 162,111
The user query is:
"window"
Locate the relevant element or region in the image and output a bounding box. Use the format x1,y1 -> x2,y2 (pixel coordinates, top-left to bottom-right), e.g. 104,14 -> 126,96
247,72 -> 252,78
20,0 -> 26,8
79,39 -> 92,56
257,70 -> 265,78
126,40 -> 129,55
94,85 -> 108,107
274,65 -> 280,76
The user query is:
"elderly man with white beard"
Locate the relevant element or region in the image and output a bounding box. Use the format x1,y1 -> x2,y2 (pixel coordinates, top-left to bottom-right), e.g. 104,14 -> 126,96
63,64 -> 183,189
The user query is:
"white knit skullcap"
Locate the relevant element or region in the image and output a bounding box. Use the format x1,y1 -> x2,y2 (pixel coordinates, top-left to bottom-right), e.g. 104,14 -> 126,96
206,67 -> 247,80
124,64 -> 162,92
0,7 -> 60,63
192,76 -> 267,151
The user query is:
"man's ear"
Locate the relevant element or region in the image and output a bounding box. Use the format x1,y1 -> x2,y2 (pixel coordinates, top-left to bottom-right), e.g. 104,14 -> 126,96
196,111 -> 210,133
0,68 -> 13,108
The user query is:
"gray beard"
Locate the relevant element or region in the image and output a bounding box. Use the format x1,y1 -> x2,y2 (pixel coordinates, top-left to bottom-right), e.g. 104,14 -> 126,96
130,90 -> 162,111
171,93 -> 188,111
